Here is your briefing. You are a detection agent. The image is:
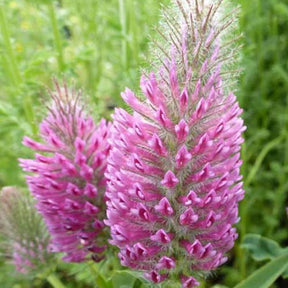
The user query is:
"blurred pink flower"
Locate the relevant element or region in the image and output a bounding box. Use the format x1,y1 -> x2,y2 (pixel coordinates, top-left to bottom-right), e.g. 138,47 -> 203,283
0,187 -> 52,274
19,83 -> 111,262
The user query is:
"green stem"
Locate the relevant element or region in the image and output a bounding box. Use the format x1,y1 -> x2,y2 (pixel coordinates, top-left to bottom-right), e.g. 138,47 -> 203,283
0,3 -> 37,134
119,0 -> 128,70
245,134 -> 284,187
0,4 -> 22,85
47,273 -> 66,288
48,1 -> 65,72
128,0 -> 139,65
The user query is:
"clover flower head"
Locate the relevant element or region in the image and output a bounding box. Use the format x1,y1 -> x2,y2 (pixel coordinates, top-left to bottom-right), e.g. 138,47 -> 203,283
19,82 -> 111,262
105,0 -> 245,286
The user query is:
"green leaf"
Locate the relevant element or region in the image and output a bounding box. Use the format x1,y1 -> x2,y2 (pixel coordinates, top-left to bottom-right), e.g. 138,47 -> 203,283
96,274 -> 113,288
234,253 -> 288,288
47,273 -> 67,288
111,271 -> 138,288
241,234 -> 284,261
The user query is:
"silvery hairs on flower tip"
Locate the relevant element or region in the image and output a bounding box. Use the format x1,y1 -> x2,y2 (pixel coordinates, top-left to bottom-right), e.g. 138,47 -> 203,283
148,0 -> 241,94
105,0 -> 245,287
19,82 -> 111,263
0,187 -> 52,274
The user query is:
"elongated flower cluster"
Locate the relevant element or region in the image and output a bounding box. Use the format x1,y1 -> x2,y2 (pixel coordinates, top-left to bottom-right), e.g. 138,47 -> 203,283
19,83 -> 111,262
105,1 -> 245,286
0,187 -> 52,274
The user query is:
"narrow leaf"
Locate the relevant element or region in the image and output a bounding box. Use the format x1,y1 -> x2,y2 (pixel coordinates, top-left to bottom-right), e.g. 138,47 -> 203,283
234,253 -> 288,288
47,273 -> 67,288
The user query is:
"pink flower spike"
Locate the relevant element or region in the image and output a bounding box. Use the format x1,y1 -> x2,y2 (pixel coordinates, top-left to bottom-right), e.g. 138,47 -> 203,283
128,183 -> 145,200
74,137 -> 85,153
144,271 -> 168,284
121,88 -> 152,117
195,98 -> 208,120
155,108 -> 173,129
178,190 -> 201,206
179,88 -> 189,112
84,201 -> 99,215
181,276 -> 200,288
22,136 -> 51,152
105,0 -> 245,285
133,242 -> 148,258
175,119 -> 189,142
131,203 -> 150,221
156,256 -> 175,270
140,73 -> 163,106
161,171 -> 179,188
155,197 -> 174,216
20,82 -> 111,263
175,145 -> 192,169
84,183 -> 98,198
148,134 -> 168,156
66,183 -> 81,196
179,208 -> 199,225
150,229 -> 174,244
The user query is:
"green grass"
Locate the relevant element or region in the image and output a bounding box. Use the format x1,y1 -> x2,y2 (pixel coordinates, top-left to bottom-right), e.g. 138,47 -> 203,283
0,0 -> 168,187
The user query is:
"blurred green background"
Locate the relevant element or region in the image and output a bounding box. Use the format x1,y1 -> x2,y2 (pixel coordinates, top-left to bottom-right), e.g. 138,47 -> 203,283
0,0 -> 288,287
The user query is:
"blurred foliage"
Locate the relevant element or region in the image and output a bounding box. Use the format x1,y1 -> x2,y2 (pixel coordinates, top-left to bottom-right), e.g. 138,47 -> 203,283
229,0 -> 288,287
0,0 -> 168,187
0,0 -> 288,287
239,0 -> 288,240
